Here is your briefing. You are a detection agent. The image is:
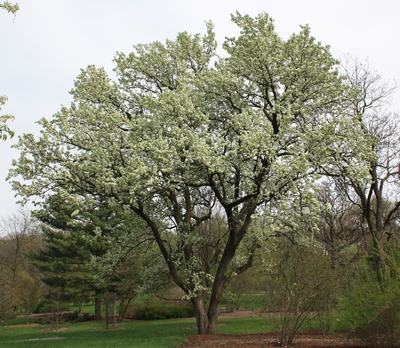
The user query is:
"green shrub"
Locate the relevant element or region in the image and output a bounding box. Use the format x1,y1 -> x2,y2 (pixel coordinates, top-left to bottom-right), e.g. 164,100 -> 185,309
37,311 -> 95,325
343,261 -> 400,348
134,304 -> 193,320
33,299 -> 69,313
80,311 -> 96,321
33,299 -> 54,313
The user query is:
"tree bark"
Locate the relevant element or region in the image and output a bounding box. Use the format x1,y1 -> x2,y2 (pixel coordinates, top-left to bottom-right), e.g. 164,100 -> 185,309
191,232 -> 246,334
105,295 -> 109,330
94,294 -> 102,320
113,293 -> 117,329
191,293 -> 210,334
206,302 -> 220,334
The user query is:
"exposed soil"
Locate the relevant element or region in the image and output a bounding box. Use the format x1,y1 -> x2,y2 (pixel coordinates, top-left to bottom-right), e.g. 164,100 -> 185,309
26,337 -> 67,341
11,312 -> 72,328
38,327 -> 69,332
178,310 -> 365,348
178,331 -> 365,347
16,312 -> 59,319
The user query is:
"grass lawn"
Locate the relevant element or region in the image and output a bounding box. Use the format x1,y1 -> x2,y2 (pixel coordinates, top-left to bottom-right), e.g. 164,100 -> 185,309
1,319 -> 192,347
0,312 -> 349,347
0,315 -> 276,348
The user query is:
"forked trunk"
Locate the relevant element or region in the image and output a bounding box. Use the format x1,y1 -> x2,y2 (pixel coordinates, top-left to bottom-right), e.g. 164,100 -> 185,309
190,231 -> 247,334
191,294 -> 209,334
206,298 -> 220,334
190,293 -> 220,334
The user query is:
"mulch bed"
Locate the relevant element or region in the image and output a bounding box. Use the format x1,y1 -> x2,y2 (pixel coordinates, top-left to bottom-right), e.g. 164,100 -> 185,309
178,330 -> 365,347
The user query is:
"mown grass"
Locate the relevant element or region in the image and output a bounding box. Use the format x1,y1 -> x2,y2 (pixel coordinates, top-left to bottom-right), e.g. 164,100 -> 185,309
0,318 -> 196,348
1,317 -> 39,326
0,311 -> 350,347
237,293 -> 268,310
0,315 -> 279,348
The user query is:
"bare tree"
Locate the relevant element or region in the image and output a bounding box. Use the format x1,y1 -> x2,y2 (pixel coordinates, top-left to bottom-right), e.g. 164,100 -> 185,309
0,209 -> 43,316
331,57 -> 400,273
0,208 -> 41,280
315,180 -> 366,269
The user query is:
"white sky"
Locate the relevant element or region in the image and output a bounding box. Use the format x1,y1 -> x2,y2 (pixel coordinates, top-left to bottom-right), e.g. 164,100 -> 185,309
1,0 -> 399,220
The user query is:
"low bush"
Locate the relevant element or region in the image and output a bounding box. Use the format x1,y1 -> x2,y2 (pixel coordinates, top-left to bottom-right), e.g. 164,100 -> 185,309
37,311 -> 95,325
33,299 -> 69,313
343,261 -> 400,348
262,243 -> 339,347
134,304 -> 193,320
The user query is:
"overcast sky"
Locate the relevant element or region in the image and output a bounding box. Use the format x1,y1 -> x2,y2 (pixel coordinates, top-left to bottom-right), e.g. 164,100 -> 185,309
1,0 -> 399,220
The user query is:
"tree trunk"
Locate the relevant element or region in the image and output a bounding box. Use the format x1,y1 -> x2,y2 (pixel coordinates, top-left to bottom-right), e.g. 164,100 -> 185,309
113,293 -> 117,329
191,293 -> 212,334
24,298 -> 30,324
190,241 -> 238,334
105,295 -> 109,330
94,294 -> 102,320
119,298 -> 125,322
370,236 -> 387,282
190,221 -> 251,334
118,297 -> 132,322
206,303 -> 219,334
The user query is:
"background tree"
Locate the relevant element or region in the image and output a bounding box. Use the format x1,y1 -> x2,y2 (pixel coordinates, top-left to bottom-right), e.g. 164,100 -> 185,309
0,209 -> 43,317
9,13 -> 371,334
326,58 -> 400,274
315,180 -> 366,268
0,209 -> 40,282
29,193 -> 151,320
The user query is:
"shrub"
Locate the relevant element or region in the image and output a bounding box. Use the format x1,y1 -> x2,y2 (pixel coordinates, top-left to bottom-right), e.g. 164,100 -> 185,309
134,304 -> 193,320
262,244 -> 339,347
33,299 -> 69,313
343,261 -> 400,348
80,311 -> 96,321
37,311 -> 95,325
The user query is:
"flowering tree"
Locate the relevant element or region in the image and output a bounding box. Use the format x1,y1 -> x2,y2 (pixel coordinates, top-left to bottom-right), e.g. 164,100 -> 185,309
1,2 -> 19,140
0,95 -> 14,140
0,1 -> 19,15
9,13 -> 370,334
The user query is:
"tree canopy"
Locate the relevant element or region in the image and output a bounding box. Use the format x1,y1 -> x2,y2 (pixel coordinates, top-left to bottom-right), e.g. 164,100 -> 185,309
0,1 -> 19,15
9,12 -> 372,334
1,1 -> 19,141
0,95 -> 15,140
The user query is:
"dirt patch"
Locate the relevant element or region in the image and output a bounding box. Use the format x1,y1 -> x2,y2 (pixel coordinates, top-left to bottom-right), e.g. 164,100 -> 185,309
26,337 -> 67,342
38,327 -> 69,332
91,327 -> 124,331
15,312 -> 69,319
178,330 -> 365,347
8,323 -> 40,328
217,309 -> 263,319
179,311 -> 365,347
181,323 -> 228,330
